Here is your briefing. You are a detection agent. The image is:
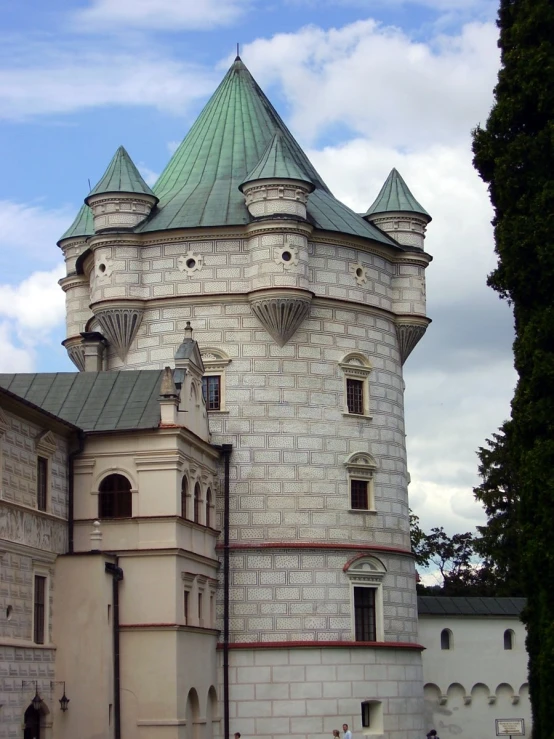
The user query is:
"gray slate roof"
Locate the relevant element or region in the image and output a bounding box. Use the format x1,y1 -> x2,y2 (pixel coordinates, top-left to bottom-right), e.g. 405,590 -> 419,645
0,372 -> 163,432
417,596 -> 526,617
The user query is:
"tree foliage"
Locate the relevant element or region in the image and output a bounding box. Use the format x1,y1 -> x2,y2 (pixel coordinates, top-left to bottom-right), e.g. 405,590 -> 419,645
472,0 -> 554,734
473,421 -> 524,596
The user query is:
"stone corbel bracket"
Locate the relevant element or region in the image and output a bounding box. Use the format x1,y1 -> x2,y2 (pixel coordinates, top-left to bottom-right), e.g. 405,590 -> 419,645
248,288 -> 313,347
62,336 -> 86,372
395,315 -> 431,365
92,300 -> 144,361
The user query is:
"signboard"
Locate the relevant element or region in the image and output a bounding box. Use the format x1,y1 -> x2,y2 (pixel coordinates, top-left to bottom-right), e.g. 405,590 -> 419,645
496,719 -> 525,736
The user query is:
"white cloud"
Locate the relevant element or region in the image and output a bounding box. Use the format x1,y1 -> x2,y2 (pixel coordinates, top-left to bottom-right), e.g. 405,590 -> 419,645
167,141 -> 181,156
138,164 -> 160,187
0,45 -> 216,120
242,19 -> 499,147
0,200 -> 73,266
73,0 -> 250,31
0,322 -> 35,372
0,266 -> 66,333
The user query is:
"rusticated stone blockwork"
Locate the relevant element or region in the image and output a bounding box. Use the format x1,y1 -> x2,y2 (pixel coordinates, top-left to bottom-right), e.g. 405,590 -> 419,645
216,549 -> 418,643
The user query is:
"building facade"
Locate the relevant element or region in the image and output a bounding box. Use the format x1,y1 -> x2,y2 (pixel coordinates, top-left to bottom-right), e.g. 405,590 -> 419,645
2,56 -> 435,739
419,597 -> 531,739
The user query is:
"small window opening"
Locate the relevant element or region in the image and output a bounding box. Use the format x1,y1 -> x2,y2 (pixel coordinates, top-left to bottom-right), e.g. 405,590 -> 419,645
346,378 -> 364,415
37,456 -> 48,511
181,476 -> 188,519
351,479 -> 368,510
504,629 -> 514,650
202,376 -> 221,411
186,258 -> 196,269
6,604 -> 13,620
99,474 -> 132,519
281,250 -> 292,262
184,591 -> 190,624
206,488 -> 212,528
441,628 -> 452,650
34,575 -> 46,644
198,592 -> 203,622
361,701 -> 371,728
354,586 -> 376,641
194,483 -> 201,524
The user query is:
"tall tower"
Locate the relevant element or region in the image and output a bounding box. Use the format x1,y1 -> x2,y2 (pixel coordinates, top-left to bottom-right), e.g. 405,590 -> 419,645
58,57 -> 432,739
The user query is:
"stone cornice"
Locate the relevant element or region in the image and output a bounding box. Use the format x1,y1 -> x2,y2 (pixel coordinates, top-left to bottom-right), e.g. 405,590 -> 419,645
219,640 -> 424,650
59,273 -> 88,292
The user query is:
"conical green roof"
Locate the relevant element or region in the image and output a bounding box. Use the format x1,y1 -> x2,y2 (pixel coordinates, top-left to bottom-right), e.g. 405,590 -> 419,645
137,58 -> 399,247
240,132 -> 314,191
364,168 -> 430,220
59,203 -> 94,242
86,145 -> 156,199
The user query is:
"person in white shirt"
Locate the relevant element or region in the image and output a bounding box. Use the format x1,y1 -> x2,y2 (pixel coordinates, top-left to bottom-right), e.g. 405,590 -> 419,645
343,723 -> 352,739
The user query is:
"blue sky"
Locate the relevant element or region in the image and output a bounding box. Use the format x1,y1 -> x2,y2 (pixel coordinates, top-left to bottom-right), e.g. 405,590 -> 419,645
0,0 -> 512,542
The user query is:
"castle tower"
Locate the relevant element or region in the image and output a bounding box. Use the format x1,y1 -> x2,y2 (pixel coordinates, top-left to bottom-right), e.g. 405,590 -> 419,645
58,56 -> 433,739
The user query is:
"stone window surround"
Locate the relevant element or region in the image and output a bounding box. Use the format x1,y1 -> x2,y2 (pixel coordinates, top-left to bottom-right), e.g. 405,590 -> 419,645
32,566 -> 50,646
35,430 -> 57,514
339,352 -> 373,419
344,452 -> 378,513
200,348 -> 231,414
91,470 -> 137,518
345,555 -> 386,642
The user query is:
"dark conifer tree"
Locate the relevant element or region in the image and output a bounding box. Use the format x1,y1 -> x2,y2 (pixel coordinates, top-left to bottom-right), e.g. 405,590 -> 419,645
473,0 -> 554,734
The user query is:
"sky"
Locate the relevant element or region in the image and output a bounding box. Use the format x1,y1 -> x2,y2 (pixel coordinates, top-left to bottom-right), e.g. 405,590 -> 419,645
0,0 -> 513,537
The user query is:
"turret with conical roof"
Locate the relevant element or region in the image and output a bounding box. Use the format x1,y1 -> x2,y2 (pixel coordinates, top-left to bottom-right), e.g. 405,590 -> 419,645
239,132 -> 315,220
364,168 -> 431,250
85,145 -> 158,232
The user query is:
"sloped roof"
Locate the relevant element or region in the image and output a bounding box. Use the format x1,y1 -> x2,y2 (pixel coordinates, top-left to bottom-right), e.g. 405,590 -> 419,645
417,596 -> 526,617
240,132 -> 314,191
365,168 -> 430,220
87,145 -> 156,199
136,57 -> 400,247
59,203 -> 94,241
0,371 -> 163,432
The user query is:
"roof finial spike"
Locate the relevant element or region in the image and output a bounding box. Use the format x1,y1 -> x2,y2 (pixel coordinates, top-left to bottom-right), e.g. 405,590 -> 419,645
235,42 -> 240,61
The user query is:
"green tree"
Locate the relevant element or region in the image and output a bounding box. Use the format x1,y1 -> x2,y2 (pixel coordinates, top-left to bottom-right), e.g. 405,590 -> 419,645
473,421 -> 524,596
472,0 -> 554,734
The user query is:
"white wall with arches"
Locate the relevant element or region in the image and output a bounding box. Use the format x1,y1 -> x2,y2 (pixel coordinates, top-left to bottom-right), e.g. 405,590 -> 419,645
419,609 -> 531,738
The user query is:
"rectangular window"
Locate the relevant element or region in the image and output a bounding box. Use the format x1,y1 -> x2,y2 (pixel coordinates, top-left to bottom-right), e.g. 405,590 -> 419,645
361,701 -> 371,728
354,586 -> 376,641
351,480 -> 368,510
346,378 -> 364,415
184,591 -> 189,624
198,592 -> 203,622
202,376 -> 221,411
37,457 -> 48,511
34,575 -> 46,644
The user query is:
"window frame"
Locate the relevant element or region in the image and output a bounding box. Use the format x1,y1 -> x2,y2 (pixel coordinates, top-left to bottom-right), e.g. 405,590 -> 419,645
193,482 -> 202,524
504,628 -> 514,650
200,348 -> 231,413
181,475 -> 189,519
33,574 -> 47,644
202,375 -> 221,411
344,555 -> 386,642
98,473 -> 133,519
345,452 -> 377,512
339,353 -> 372,418
36,456 -> 48,512
35,430 -> 57,513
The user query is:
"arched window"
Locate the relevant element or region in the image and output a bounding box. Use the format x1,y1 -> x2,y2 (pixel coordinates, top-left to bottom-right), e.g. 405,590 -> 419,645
194,483 -> 201,524
99,474 -> 132,519
206,487 -> 212,528
504,629 -> 514,650
441,628 -> 452,650
181,476 -> 188,519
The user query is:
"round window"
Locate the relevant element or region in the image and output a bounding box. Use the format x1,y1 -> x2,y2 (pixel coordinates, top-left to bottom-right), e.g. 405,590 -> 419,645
186,258 -> 197,269
281,251 -> 292,262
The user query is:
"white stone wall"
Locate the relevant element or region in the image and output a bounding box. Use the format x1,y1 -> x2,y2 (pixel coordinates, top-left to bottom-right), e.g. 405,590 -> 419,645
419,615 -> 531,738
222,646 -> 424,739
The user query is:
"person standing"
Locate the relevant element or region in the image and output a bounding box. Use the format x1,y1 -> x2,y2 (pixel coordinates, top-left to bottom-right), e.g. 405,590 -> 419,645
343,723 -> 352,739
333,731 -> 340,739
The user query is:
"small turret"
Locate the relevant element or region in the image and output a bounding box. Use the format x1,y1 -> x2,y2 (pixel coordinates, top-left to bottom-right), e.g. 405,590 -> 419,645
239,133 -> 314,220
85,146 -> 158,232
364,168 -> 431,250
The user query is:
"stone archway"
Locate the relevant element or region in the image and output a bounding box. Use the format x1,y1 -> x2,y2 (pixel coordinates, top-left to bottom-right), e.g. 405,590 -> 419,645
23,701 -> 51,739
